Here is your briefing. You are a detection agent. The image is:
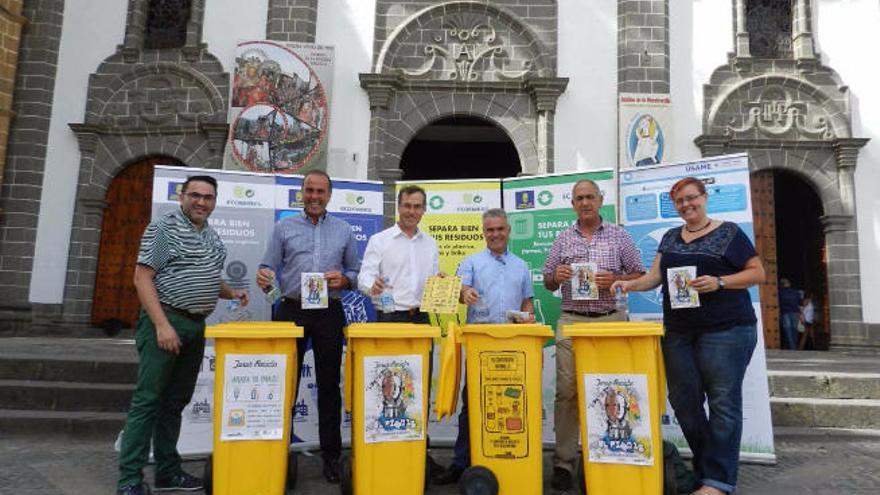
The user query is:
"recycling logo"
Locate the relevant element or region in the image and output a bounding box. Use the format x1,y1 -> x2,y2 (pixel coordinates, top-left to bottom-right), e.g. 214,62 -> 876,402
429,195 -> 445,210
356,195 -> 365,205
537,190 -> 553,206
472,194 -> 483,204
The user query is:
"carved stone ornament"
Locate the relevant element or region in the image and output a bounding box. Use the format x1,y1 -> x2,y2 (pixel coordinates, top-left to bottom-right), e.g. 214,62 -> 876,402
725,86 -> 834,139
403,14 -> 532,82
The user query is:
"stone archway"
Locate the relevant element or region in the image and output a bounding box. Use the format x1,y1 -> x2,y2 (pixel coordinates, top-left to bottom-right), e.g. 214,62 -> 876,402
361,0 -> 567,219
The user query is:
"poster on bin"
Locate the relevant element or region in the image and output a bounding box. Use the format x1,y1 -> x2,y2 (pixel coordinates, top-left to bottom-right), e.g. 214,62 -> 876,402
220,354 -> 288,441
363,355 -> 425,444
502,171 -> 615,444
619,153 -> 776,462
584,373 -> 654,466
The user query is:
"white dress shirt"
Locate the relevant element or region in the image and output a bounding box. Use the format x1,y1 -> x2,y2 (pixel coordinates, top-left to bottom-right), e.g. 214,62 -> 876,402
357,224 -> 439,310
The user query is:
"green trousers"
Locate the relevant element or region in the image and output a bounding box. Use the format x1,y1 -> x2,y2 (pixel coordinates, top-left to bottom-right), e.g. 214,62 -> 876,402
117,309 -> 206,488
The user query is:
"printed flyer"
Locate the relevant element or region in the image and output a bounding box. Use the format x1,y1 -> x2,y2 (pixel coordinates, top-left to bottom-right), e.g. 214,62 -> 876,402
584,373 -> 654,466
220,354 -> 288,441
363,355 -> 425,443
480,351 -> 529,459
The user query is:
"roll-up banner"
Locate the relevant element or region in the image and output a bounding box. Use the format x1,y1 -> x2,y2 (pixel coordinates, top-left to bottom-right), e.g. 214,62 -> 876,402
502,170 -> 615,443
619,153 -> 776,463
395,179 -> 501,441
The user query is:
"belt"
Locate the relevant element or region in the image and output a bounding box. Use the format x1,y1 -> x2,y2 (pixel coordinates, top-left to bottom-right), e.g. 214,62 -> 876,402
390,307 -> 421,317
563,309 -> 617,318
281,297 -> 341,307
161,304 -> 208,322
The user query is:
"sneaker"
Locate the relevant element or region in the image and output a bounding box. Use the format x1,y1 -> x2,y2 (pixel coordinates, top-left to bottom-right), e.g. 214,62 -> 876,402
154,472 -> 203,492
322,457 -> 341,483
550,466 -> 573,491
117,483 -> 149,495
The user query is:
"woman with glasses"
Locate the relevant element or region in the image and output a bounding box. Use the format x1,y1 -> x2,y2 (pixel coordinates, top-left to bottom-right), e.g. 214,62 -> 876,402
612,177 -> 765,495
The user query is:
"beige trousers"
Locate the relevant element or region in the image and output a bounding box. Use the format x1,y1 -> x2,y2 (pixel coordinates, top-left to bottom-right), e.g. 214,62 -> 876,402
553,310 -> 625,474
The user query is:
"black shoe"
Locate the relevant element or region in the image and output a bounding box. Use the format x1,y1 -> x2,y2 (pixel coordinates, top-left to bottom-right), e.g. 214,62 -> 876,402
117,483 -> 149,495
551,466 -> 573,491
425,453 -> 442,478
154,471 -> 202,492
323,457 -> 341,484
433,464 -> 465,485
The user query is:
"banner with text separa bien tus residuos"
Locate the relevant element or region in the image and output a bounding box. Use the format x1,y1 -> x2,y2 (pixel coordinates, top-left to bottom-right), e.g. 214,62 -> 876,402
619,153 -> 776,463
149,166 -> 383,455
501,170 -> 616,443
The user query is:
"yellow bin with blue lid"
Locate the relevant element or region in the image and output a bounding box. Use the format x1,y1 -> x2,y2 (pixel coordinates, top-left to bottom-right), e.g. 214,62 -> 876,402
562,321 -> 667,495
435,322 -> 553,495
341,322 -> 440,494
203,321 -> 303,495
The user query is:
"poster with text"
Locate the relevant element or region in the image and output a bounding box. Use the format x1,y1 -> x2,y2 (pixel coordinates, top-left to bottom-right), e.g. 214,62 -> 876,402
619,153 -> 776,462
220,354 -> 287,441
363,355 -> 425,443
225,41 -> 334,174
619,93 -> 672,169
584,373 -> 654,466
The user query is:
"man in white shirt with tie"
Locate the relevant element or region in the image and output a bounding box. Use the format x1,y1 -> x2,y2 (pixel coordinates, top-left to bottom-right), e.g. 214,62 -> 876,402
358,184 -> 438,323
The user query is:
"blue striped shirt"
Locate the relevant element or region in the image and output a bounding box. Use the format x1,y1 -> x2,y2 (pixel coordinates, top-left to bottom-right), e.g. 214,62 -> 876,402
261,212 -> 360,299
137,207 -> 227,314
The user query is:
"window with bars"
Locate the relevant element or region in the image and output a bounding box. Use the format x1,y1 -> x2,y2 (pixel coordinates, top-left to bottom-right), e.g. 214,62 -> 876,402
746,0 -> 793,58
144,0 -> 192,49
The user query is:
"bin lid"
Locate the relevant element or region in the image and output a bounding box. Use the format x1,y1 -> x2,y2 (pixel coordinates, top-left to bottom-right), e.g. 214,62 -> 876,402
434,322 -> 461,421
206,322 -> 304,339
460,323 -> 554,339
561,321 -> 664,338
345,322 -> 440,339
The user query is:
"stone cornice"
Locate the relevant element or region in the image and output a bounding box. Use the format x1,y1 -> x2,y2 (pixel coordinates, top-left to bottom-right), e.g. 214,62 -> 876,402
524,77 -> 569,112
359,73 -> 403,109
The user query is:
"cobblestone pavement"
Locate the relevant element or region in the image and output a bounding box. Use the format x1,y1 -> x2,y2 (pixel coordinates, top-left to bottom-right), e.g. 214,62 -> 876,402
1,428 -> 878,494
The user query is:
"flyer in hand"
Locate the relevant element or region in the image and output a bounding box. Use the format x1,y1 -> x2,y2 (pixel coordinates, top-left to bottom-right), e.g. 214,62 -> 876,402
420,275 -> 463,314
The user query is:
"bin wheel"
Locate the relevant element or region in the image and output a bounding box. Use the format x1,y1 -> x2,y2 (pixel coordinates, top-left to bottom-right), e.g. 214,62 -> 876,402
663,452 -> 678,495
286,451 -> 298,491
202,454 -> 213,495
339,456 -> 352,495
458,465 -> 498,495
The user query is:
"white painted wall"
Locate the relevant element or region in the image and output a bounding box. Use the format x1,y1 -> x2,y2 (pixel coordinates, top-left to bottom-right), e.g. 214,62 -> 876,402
315,0 -> 376,180
555,0 -> 617,172
814,0 -> 880,322
29,1 -> 127,304
669,0 -> 733,162
203,0 -> 269,74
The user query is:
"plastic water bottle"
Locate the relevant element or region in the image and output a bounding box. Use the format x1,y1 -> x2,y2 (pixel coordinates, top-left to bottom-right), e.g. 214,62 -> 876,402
615,287 -> 629,321
262,274 -> 281,305
380,277 -> 395,313
473,290 -> 490,323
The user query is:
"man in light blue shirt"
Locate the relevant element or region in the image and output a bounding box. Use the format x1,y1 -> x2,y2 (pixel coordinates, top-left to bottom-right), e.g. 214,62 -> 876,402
434,208 -> 534,484
257,170 -> 359,484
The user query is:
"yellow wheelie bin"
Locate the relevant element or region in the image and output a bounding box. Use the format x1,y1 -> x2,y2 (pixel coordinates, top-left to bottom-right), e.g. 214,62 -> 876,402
203,321 -> 303,495
435,322 -> 553,495
340,322 -> 440,495
561,321 -> 669,495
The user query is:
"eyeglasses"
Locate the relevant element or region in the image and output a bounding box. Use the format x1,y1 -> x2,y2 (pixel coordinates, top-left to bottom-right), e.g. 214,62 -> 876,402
185,192 -> 216,202
673,193 -> 704,206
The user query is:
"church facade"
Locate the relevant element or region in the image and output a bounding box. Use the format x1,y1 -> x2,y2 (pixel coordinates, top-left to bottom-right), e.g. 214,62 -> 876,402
0,0 -> 877,348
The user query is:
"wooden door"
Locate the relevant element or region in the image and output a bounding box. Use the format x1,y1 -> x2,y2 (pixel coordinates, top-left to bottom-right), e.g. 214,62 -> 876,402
91,157 -> 180,328
750,170 -> 779,348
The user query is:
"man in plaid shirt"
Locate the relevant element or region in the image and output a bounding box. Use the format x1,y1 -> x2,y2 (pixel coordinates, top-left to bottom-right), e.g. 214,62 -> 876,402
542,179 -> 644,491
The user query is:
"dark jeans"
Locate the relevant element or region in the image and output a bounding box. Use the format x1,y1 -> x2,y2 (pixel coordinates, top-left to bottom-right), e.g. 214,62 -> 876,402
450,383 -> 470,469
780,312 -> 800,350
276,299 -> 345,462
118,310 -> 206,488
662,324 -> 757,494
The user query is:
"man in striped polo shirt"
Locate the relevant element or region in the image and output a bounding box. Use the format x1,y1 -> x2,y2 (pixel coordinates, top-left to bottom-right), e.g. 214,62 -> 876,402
542,179 -> 644,491
117,175 -> 248,495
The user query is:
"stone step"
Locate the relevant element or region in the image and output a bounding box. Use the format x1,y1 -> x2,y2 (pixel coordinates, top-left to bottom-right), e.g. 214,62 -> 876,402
0,408 -> 125,439
767,370 -> 880,400
770,397 -> 880,429
0,379 -> 133,413
0,356 -> 137,384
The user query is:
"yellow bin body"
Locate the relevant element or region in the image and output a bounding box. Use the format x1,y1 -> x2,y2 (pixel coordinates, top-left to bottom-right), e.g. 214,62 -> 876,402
343,323 -> 440,494
207,322 -> 303,495
437,324 -> 552,495
562,322 -> 666,495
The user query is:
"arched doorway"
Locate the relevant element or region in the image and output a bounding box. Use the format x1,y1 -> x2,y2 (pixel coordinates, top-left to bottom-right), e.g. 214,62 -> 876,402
399,116 -> 521,180
91,156 -> 182,333
751,169 -> 829,350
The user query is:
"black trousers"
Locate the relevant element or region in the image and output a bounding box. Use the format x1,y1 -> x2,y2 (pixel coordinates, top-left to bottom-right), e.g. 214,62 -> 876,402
276,298 -> 345,462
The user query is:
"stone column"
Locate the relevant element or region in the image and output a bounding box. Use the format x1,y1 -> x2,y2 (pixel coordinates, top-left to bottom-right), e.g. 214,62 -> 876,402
791,0 -> 816,62
617,0 -> 669,94
360,73 -> 402,222
526,77 -> 568,174
267,0 -> 319,43
821,214 -> 867,348
733,0 -> 751,58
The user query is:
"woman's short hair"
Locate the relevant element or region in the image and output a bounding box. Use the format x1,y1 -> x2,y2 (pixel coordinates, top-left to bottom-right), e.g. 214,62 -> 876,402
669,177 -> 706,200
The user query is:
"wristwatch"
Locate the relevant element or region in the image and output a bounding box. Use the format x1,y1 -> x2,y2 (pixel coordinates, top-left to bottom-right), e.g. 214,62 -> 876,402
716,276 -> 726,290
